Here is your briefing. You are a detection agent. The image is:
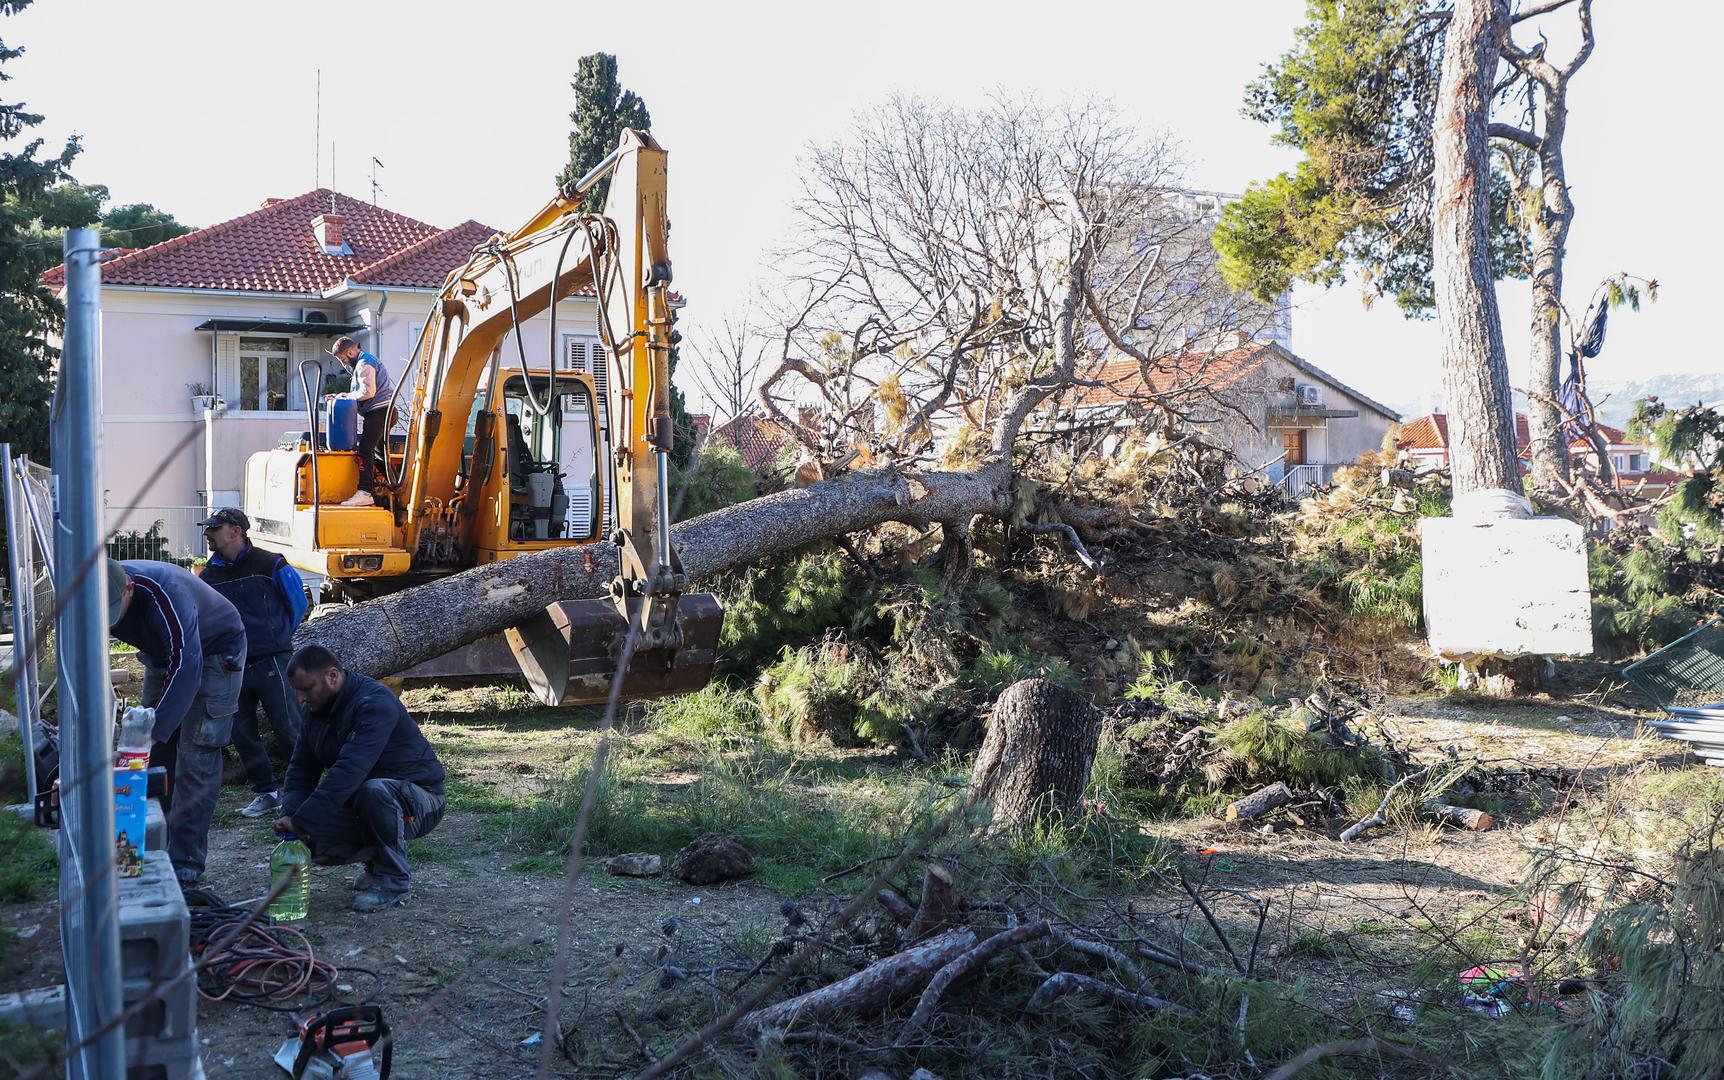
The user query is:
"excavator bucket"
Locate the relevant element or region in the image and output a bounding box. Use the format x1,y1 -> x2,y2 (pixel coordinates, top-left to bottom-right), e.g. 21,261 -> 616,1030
504,594 -> 724,707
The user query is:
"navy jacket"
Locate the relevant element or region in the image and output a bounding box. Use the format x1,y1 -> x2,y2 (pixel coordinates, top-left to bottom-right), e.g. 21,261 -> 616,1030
281,672 -> 444,824
110,560 -> 247,740
198,544 -> 307,660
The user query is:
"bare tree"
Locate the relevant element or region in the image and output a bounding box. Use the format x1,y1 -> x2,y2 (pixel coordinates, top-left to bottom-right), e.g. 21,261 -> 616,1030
687,304 -> 766,421
756,96 -> 1272,478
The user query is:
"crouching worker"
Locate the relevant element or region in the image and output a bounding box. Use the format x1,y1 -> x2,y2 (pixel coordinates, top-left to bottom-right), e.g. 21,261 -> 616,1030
275,645 -> 445,912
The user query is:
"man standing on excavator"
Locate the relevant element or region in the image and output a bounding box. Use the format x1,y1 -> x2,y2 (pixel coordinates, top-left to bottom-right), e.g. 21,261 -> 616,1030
326,336 -> 395,507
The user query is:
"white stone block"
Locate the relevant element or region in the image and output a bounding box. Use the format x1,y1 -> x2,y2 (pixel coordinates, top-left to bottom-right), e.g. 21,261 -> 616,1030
1421,515 -> 1593,657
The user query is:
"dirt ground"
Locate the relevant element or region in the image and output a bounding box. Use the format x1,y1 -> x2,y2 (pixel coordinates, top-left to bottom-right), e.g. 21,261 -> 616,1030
0,678 -> 1700,1078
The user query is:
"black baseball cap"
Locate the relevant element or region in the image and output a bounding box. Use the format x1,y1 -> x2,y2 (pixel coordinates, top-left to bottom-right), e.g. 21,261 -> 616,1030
197,507 -> 250,530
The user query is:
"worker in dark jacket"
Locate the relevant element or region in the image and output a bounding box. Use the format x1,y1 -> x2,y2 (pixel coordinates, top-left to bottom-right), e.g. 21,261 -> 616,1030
108,559 -> 247,886
277,645 -> 445,912
196,508 -> 307,819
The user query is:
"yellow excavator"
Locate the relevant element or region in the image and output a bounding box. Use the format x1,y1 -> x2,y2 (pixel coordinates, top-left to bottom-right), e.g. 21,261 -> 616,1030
243,130 -> 721,706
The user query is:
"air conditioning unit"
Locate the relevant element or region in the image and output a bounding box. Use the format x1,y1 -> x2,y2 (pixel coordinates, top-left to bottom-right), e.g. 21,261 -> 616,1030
301,308 -> 332,325
1296,384 -> 1323,407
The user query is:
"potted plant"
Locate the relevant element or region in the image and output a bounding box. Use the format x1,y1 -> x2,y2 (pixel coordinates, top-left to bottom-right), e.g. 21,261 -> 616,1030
188,382 -> 224,414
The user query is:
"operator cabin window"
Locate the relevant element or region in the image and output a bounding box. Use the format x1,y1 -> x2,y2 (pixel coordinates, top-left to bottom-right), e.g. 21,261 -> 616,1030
238,336 -> 292,412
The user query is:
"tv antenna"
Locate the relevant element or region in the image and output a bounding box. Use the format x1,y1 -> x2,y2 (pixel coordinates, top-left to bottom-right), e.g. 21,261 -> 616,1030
371,157 -> 386,205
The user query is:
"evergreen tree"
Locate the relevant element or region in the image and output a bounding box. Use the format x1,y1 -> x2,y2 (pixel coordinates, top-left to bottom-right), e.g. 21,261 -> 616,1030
556,53 -> 651,212
1217,0 -> 1600,489
1213,0 -> 1528,315
100,201 -> 191,248
1,0 -> 82,462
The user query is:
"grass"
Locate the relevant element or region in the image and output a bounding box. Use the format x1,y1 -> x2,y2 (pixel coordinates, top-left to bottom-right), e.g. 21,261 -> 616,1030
0,811 -> 57,902
483,740 -> 954,897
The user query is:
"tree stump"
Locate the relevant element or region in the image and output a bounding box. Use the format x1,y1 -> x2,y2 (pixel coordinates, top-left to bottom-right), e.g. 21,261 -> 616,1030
968,679 -> 1102,830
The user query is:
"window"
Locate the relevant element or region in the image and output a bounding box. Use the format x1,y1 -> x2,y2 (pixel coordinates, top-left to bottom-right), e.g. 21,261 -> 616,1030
237,336 -> 291,411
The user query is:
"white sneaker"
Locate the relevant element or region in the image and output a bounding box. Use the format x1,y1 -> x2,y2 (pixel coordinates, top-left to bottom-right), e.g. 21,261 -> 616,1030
339,490 -> 375,507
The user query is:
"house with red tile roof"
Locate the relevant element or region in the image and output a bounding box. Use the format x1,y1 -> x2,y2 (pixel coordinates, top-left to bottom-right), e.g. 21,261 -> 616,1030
1060,339 -> 1402,497
1394,410 -> 1682,492
43,190 -> 612,556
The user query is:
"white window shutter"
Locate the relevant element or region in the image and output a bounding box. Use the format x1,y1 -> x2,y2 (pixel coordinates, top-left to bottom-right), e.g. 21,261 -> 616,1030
289,338 -> 320,411
215,334 -> 239,401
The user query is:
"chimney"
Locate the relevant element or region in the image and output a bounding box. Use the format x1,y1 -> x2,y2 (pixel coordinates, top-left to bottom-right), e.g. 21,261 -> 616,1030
312,212 -> 348,254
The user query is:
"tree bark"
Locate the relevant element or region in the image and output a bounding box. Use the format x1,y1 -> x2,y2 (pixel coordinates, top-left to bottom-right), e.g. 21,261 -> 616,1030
904,863 -> 961,945
1433,0 -> 1522,498
293,461 -> 1015,678
1226,782 -> 1295,823
1510,1 -> 1595,494
740,928 -> 977,1032
968,678 -> 1102,830
1420,800 -> 1493,831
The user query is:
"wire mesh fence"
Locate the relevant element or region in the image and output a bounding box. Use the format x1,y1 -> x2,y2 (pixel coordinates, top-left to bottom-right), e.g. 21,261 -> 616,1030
104,506 -> 207,564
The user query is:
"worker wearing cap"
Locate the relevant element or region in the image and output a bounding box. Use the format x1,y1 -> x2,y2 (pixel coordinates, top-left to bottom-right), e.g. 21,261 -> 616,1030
325,336 -> 395,507
196,508 -> 308,820
278,644 -> 446,912
108,560 -> 247,886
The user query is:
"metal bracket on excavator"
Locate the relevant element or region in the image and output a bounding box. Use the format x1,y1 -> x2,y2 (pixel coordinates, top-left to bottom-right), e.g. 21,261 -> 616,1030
504,593 -> 723,707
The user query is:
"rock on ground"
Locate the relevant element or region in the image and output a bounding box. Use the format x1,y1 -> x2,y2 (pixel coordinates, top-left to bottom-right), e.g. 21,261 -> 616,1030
671,834 -> 756,885
604,853 -> 662,877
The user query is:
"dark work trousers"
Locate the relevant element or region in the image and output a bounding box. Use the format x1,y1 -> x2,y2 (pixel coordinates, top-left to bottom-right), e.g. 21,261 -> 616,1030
357,406 -> 389,492
145,655 -> 242,883
231,653 -> 303,794
293,778 -> 444,890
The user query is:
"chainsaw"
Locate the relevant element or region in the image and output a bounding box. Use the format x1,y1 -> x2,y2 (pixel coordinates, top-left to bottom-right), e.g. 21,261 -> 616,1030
273,1006 -> 392,1079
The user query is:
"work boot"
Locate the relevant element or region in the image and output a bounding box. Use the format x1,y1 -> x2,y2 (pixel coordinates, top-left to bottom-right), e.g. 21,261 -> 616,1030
239,792 -> 279,819
353,885 -> 411,913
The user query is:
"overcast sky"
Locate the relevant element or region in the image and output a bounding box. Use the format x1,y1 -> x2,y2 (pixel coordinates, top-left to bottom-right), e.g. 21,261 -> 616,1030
10,0 -> 1718,415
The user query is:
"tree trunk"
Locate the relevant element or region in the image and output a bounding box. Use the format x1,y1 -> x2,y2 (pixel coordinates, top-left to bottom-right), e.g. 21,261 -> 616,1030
1524,92 -> 1576,493
968,679 -> 1102,830
294,461 -> 1014,678
1433,0 -> 1521,498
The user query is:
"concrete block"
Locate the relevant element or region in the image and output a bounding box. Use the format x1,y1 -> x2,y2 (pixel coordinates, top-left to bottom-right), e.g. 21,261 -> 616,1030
1421,515 -> 1593,657
121,968 -> 198,1047
126,1043 -> 205,1080
0,970 -> 194,1052
146,797 -> 167,851
118,850 -> 190,982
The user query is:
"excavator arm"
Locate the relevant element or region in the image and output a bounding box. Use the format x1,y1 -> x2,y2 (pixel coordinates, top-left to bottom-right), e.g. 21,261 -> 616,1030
393,130 -> 716,703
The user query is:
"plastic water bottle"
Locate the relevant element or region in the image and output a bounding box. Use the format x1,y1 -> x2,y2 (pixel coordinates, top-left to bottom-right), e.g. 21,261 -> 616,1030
116,706 -> 153,771
268,839 -> 312,922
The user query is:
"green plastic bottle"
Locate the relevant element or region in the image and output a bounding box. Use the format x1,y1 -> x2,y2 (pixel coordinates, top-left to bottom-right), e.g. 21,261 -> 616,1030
267,839 -> 311,922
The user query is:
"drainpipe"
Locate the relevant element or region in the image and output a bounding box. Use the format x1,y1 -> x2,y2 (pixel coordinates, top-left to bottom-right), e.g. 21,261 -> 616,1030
204,404 -> 217,516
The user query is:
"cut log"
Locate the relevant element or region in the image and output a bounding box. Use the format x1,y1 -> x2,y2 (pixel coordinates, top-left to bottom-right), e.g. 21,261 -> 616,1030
1379,468 -> 1417,490
904,863 -> 961,944
1226,782 -> 1295,823
876,888 -> 917,926
296,464 -> 1015,679
740,928 -> 977,1032
1419,800 -> 1493,831
968,679 -> 1102,830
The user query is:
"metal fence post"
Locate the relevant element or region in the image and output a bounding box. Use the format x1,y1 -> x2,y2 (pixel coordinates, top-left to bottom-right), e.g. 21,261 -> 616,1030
53,228 -> 125,1078
3,443 -> 41,803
